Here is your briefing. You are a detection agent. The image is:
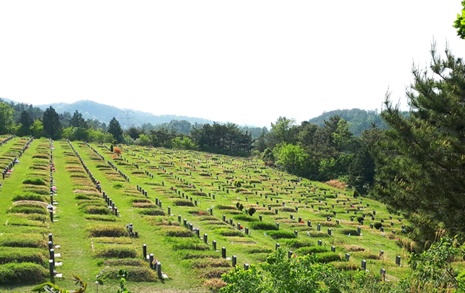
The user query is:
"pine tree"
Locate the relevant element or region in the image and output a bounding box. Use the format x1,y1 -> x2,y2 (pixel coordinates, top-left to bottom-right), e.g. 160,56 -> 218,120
375,45 -> 465,245
108,117 -> 123,143
17,110 -> 33,136
42,106 -> 62,139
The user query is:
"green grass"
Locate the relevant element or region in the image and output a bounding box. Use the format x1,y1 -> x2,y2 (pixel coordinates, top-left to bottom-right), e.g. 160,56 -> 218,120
0,138 -> 418,292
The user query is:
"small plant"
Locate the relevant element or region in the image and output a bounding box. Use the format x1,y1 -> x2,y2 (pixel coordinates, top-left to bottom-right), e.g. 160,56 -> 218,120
117,269 -> 131,293
248,207 -> 257,216
31,275 -> 86,292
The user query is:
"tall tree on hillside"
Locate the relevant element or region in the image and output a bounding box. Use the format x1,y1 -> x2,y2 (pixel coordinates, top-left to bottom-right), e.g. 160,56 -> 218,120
70,110 -> 87,128
375,45 -> 465,245
108,117 -> 123,143
17,110 -> 34,137
267,117 -> 299,148
43,106 -> 62,139
0,102 -> 15,135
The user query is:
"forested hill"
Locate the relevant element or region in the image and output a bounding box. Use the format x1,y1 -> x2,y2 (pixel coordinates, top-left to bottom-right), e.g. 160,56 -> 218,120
38,100 -> 213,129
308,109 -> 388,136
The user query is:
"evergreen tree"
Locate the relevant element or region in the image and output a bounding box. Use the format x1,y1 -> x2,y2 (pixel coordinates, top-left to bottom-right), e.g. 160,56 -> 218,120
0,101 -> 15,135
108,117 -> 123,143
17,110 -> 34,137
42,106 -> 62,139
375,45 -> 465,245
70,110 -> 87,128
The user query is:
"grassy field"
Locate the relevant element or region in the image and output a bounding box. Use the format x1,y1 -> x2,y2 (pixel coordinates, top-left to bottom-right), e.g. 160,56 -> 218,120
0,137 -> 420,292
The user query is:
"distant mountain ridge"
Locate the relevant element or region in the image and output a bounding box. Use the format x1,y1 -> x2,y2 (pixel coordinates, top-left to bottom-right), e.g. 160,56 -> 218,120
3,97 -> 390,134
37,100 -> 213,129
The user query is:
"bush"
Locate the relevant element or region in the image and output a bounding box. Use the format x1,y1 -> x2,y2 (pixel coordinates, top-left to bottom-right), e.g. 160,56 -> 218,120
0,263 -> 47,285
22,178 -> 47,186
340,229 -> 360,236
173,200 -> 195,207
0,236 -> 46,248
104,259 -> 146,266
172,242 -> 210,251
84,215 -> 118,222
190,258 -> 230,269
98,266 -> 157,282
233,215 -> 255,222
83,206 -> 111,215
218,229 -> 244,237
283,239 -> 314,249
314,252 -> 342,263
94,246 -> 137,258
88,225 -> 128,237
138,209 -> 166,216
132,202 -> 157,208
249,222 -> 279,230
12,194 -> 46,202
0,248 -> 47,265
216,205 -> 237,210
295,246 -> 329,255
8,205 -> 46,215
165,228 -> 194,238
248,207 -> 257,216
267,231 -> 296,239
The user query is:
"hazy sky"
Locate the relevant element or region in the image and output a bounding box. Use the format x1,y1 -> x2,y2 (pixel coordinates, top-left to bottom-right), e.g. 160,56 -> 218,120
1,1 -> 464,127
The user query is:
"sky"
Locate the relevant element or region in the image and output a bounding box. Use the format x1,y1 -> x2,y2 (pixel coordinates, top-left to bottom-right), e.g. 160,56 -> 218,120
1,1 -> 464,128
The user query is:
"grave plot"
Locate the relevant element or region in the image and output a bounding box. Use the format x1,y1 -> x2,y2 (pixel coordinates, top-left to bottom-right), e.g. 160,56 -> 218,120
77,143 -> 237,287
68,141 -> 210,290
0,139 -> 52,287
60,141 -> 157,283
96,144 -> 414,281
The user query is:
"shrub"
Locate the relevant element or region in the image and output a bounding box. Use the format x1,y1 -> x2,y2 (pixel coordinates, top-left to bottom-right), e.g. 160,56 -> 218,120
84,215 -> 118,222
190,258 -> 230,269
104,259 -> 146,266
0,263 -> 47,285
138,209 -> 166,216
283,239 -> 314,248
165,228 -> 194,238
0,248 -> 47,265
374,222 -> 383,229
233,215 -> 255,222
308,232 -> 331,238
314,252 -> 342,263
246,247 -> 273,254
12,194 -> 46,202
216,205 -> 237,210
173,200 -> 195,207
248,207 -> 257,216
88,225 -> 128,237
172,242 -> 210,251
98,266 -> 156,282
267,231 -> 296,239
8,206 -> 46,215
6,218 -> 47,227
249,222 -> 279,230
280,207 -> 296,213
295,246 -> 329,255
83,206 -> 111,215
132,202 -> 156,208
94,246 -> 137,258
340,229 -> 360,236
218,229 -> 244,237
22,178 -> 47,186
75,194 -> 97,200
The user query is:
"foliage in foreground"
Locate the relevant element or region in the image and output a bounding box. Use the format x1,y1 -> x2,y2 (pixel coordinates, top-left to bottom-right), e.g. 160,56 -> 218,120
220,238 -> 465,293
